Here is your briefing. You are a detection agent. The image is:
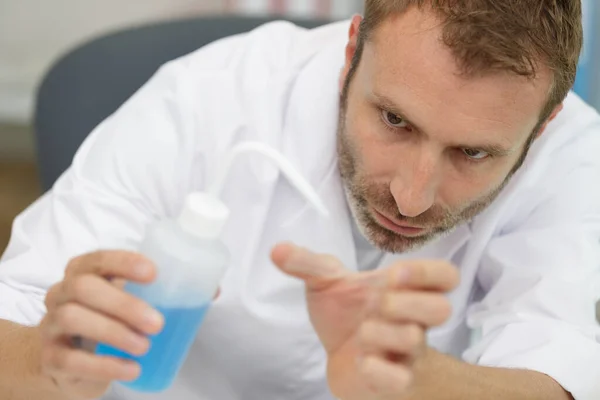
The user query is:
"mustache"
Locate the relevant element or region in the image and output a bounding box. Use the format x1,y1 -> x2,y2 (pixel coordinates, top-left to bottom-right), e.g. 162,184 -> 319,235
349,179 -> 453,228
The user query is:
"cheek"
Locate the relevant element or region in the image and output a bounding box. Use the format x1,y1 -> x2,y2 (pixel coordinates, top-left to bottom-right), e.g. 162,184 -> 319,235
437,158 -> 515,207
345,99 -> 399,179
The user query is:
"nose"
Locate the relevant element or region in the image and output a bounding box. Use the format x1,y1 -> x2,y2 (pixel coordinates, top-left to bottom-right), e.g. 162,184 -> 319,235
389,148 -> 439,218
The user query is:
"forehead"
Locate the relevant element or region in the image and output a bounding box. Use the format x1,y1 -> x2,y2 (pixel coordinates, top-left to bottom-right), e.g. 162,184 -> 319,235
360,8 -> 553,147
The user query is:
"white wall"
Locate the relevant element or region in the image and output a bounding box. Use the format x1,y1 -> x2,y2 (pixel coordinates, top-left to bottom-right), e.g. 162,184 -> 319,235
0,0 -> 222,124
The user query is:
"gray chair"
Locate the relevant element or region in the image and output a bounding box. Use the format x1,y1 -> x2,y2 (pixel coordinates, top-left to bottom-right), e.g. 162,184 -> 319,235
33,16 -> 330,192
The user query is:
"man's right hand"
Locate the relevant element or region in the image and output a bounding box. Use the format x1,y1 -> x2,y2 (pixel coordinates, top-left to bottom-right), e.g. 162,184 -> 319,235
38,251 -> 164,400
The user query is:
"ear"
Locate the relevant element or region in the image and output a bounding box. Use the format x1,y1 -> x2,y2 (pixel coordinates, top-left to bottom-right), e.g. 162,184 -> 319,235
535,103 -> 564,138
339,15 -> 363,93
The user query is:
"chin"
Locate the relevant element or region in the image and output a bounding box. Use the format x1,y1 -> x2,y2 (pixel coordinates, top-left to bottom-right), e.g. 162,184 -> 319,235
357,214 -> 428,254
367,228 -> 432,253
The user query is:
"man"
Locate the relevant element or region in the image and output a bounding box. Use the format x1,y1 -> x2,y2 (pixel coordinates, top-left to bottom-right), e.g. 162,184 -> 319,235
1,1 -> 599,399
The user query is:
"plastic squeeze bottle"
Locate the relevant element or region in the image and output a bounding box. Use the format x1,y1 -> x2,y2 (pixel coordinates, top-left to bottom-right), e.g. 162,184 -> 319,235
95,141 -> 329,392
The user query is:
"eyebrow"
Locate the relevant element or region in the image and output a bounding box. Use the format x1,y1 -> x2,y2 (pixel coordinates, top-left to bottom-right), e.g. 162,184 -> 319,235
370,92 -> 514,157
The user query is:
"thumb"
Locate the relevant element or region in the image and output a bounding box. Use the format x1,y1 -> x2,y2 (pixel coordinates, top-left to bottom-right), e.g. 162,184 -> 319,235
271,242 -> 349,290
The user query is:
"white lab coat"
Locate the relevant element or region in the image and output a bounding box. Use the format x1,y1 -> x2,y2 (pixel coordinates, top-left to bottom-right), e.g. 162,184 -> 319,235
1,20 -> 600,400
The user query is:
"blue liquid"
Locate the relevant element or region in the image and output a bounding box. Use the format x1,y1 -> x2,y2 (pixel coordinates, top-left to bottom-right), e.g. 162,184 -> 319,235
96,304 -> 210,392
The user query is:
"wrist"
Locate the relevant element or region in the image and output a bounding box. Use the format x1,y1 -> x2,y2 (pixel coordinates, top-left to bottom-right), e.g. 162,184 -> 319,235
0,321 -> 67,399
25,325 -> 65,393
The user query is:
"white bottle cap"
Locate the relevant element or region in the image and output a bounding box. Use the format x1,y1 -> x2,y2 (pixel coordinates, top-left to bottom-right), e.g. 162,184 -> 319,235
177,192 -> 230,239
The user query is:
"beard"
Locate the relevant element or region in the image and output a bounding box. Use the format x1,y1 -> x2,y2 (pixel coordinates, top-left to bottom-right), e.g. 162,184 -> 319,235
336,81 -> 521,254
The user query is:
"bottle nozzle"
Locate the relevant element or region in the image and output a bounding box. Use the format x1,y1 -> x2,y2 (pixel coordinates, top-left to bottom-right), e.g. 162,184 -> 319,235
179,142 -> 328,240
208,142 -> 329,217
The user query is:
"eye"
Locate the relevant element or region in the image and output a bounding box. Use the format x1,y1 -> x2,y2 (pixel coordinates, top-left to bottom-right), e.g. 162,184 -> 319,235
462,148 -> 490,160
381,110 -> 410,129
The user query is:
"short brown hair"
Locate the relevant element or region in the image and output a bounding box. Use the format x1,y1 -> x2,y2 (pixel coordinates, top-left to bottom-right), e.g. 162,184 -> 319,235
356,0 -> 583,124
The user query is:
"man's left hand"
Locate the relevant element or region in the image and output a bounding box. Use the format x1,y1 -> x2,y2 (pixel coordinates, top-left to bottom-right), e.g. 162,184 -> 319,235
271,243 -> 459,400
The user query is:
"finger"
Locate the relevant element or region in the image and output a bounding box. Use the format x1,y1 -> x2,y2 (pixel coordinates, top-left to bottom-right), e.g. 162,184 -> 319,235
388,260 -> 459,291
66,251 -> 156,283
360,355 -> 413,396
45,277 -> 131,317
45,283 -> 62,311
110,278 -> 127,289
359,320 -> 424,360
271,243 -> 348,290
44,303 -> 150,356
380,291 -> 452,327
60,274 -> 163,335
42,341 -> 140,382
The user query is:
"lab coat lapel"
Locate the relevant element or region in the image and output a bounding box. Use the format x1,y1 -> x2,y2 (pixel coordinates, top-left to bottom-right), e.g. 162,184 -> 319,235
270,38 -> 356,267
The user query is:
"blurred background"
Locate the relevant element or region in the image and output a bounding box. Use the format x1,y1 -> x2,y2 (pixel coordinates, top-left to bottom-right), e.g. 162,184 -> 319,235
0,0 -> 598,253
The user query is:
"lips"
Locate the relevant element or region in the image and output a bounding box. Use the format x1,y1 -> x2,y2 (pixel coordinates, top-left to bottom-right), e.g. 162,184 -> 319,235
371,208 -> 426,237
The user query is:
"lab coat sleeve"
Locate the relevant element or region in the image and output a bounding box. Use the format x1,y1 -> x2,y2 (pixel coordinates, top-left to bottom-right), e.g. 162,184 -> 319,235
463,151 -> 600,399
0,58 -> 207,327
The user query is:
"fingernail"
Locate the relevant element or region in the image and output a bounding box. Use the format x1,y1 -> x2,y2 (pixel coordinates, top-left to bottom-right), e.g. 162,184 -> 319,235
144,308 -> 164,330
121,362 -> 140,380
127,335 -> 149,354
365,292 -> 382,314
397,267 -> 411,285
134,262 -> 153,279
